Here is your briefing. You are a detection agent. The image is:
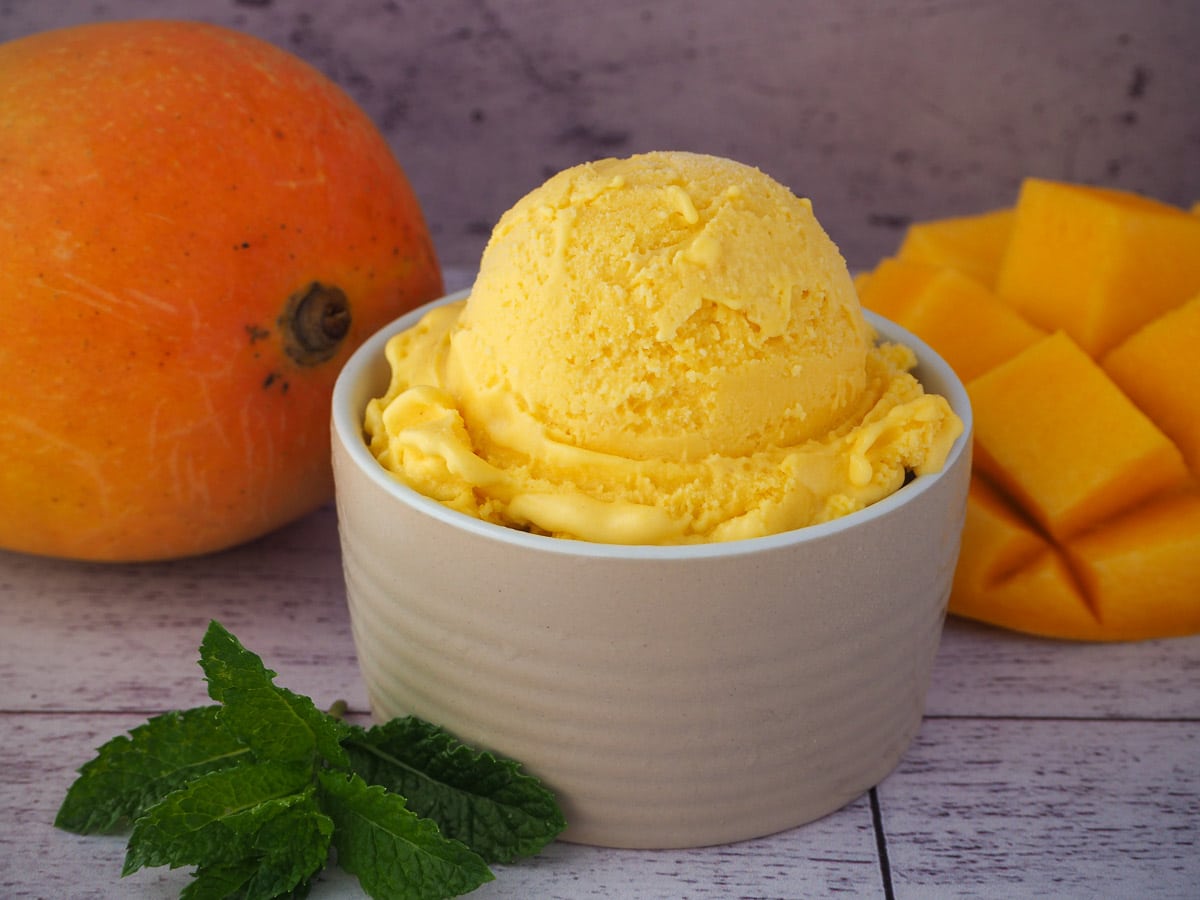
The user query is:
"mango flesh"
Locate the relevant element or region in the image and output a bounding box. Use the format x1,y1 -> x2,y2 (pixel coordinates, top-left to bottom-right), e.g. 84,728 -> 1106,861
968,331 -> 1188,543
996,178 -> 1200,357
0,21 -> 443,561
896,207 -> 1014,289
860,178 -> 1200,641
951,478 -> 1103,640
1103,295 -> 1200,475
856,257 -> 1044,383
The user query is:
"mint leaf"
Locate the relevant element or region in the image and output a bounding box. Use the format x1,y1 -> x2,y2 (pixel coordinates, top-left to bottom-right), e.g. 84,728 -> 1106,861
232,787 -> 330,898
180,858 -> 314,900
199,621 -> 349,769
123,760 -> 317,876
177,790 -> 330,900
317,769 -> 494,900
55,706 -> 250,834
179,859 -> 260,900
342,717 -> 565,863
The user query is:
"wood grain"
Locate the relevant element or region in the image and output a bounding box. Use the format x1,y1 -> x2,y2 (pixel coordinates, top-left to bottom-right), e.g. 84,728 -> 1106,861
880,717 -> 1200,898
929,618 -> 1200,721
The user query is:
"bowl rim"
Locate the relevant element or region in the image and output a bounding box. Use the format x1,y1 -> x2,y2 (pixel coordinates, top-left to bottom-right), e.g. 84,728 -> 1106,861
332,288 -> 973,560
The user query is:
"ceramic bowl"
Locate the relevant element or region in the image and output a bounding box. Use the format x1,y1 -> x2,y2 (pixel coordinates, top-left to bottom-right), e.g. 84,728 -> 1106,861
331,289 -> 973,849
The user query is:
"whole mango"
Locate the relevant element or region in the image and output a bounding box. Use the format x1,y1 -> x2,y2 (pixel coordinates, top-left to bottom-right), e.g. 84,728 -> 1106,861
0,20 -> 443,561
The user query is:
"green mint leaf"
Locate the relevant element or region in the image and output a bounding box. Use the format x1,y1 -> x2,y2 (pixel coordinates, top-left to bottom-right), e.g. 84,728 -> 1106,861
55,705 -> 250,834
178,859 -> 259,900
317,769 -> 494,900
342,717 -> 566,863
178,795 -> 329,900
122,759 -> 318,878
233,788 -> 330,899
180,865 -> 312,900
199,621 -> 350,769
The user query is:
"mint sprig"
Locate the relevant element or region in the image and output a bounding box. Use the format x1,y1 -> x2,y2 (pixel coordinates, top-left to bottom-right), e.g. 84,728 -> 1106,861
56,620 -> 566,899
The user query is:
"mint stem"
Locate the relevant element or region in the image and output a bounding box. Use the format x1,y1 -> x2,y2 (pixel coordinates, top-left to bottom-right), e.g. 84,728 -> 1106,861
326,700 -> 349,722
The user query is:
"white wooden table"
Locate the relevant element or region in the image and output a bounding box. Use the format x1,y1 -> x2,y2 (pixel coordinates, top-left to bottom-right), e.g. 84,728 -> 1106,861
3,499 -> 1198,899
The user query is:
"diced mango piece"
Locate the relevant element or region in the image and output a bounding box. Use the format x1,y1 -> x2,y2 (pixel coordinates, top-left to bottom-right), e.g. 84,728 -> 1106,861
858,257 -> 1044,382
950,476 -> 1101,640
897,207 -> 1014,289
950,535 -> 1099,643
857,256 -> 938,322
996,178 -> 1200,356
1066,488 -> 1200,641
1103,295 -> 1200,476
951,476 -> 1050,595
953,547 -> 1102,640
968,331 -> 1189,541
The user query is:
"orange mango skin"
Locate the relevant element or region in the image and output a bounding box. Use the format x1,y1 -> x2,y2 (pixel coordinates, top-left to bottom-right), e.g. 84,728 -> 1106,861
0,21 -> 443,561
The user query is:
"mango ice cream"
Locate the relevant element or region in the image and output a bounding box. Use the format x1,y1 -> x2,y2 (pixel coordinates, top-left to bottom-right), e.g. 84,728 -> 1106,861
364,151 -> 963,544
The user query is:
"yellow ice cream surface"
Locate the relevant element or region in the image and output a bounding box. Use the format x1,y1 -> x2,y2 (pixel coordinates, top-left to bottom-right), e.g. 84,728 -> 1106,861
452,152 -> 874,461
364,152 -> 963,544
364,307 -> 961,545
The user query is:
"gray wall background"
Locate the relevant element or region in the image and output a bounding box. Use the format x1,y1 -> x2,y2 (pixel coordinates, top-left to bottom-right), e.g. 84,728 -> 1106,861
3,0 -> 1197,271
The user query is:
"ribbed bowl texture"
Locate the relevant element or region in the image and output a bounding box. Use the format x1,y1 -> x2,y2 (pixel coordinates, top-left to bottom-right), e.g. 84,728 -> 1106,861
331,291 -> 973,849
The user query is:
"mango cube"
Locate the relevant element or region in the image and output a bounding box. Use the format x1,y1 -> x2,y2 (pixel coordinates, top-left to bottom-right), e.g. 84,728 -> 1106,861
1066,488 -> 1200,641
858,257 -> 1044,382
996,178 -> 1200,356
968,331 -> 1189,541
951,476 -> 1049,595
869,180 -> 1200,641
856,256 -> 935,322
897,207 -> 1014,289
1103,295 -> 1200,476
949,477 -> 1103,639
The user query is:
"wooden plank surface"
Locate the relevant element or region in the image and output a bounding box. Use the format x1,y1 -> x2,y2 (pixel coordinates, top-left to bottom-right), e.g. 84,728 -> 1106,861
4,502 -> 1198,898
882,717 -> 1199,897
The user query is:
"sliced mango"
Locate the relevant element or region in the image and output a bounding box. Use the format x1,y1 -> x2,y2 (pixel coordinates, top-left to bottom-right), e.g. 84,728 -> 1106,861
1103,295 -> 1200,476
1065,488 -> 1200,641
996,178 -> 1200,357
950,476 -> 1049,594
897,207 -> 1014,289
951,479 -> 1102,639
968,331 -> 1189,542
856,256 -> 936,322
861,178 -> 1200,641
858,257 -> 1044,382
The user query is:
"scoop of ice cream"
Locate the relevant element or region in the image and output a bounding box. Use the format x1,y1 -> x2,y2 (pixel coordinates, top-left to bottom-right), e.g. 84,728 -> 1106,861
364,152 -> 964,544
447,151 -> 872,460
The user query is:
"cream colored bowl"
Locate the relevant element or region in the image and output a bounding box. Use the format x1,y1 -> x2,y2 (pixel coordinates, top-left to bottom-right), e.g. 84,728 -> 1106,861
331,290 -> 972,849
